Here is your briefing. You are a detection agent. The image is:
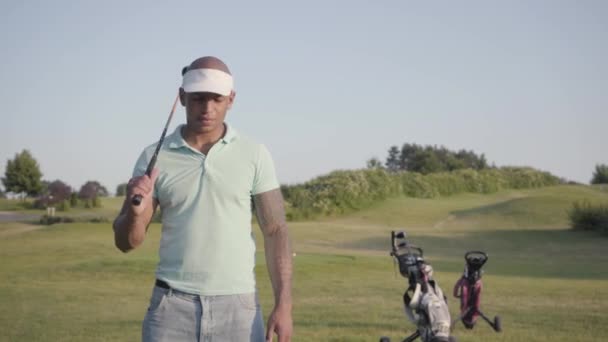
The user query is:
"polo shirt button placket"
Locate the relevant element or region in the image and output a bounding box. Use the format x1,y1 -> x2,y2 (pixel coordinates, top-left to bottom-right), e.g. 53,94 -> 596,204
202,155 -> 208,177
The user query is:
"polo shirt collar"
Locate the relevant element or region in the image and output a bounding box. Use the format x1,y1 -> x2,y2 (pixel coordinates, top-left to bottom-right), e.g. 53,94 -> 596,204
221,123 -> 238,144
167,123 -> 238,149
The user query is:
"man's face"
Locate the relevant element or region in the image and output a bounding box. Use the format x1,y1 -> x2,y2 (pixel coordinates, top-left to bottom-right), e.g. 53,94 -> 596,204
182,91 -> 234,134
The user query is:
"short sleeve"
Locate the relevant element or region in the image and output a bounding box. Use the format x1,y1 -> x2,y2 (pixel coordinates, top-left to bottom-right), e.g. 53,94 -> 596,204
252,144 -> 280,195
132,150 -> 149,178
132,148 -> 159,199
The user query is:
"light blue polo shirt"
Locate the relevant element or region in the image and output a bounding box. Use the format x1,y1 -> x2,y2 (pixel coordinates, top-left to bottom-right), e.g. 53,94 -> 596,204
132,123 -> 279,295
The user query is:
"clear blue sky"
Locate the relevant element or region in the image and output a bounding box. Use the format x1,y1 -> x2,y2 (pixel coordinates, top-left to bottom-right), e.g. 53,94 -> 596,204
1,1 -> 606,194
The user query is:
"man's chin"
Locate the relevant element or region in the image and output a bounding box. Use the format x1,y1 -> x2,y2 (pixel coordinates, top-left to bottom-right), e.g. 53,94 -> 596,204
188,123 -> 217,134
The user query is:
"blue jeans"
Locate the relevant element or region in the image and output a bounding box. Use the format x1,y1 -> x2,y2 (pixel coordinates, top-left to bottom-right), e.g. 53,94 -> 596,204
142,285 -> 265,342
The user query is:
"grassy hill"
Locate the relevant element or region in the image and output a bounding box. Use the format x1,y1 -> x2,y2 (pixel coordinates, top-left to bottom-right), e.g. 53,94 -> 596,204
1,185 -> 607,341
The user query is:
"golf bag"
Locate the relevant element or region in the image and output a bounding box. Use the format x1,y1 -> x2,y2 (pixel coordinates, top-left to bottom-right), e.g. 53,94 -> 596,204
380,231 -> 453,342
452,251 -> 501,332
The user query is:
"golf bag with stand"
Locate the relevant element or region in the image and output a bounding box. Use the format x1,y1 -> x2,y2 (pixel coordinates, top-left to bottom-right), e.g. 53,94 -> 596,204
452,251 -> 501,333
379,231 -> 454,342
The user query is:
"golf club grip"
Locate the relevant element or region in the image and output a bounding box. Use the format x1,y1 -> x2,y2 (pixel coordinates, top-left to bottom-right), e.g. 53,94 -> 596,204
131,194 -> 143,206
131,154 -> 158,206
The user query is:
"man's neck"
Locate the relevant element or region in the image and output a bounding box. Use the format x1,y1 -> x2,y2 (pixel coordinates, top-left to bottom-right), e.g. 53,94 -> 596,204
181,123 -> 226,155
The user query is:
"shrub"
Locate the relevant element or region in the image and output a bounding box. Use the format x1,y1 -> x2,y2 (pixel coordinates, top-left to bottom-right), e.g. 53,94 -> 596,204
283,167 -> 561,221
70,192 -> 79,207
39,215 -> 108,225
568,201 -> 608,234
39,215 -> 75,225
57,199 -> 70,211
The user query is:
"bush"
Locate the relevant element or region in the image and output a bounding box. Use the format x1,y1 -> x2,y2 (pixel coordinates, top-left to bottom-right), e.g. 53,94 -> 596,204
33,196 -> 53,210
58,199 -> 70,211
70,192 -> 79,207
283,167 -> 561,221
39,215 -> 75,225
39,215 -> 109,225
399,172 -> 438,198
568,201 -> 608,234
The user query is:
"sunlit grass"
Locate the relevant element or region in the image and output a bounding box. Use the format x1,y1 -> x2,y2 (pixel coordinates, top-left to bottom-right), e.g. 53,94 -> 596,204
1,185 -> 607,341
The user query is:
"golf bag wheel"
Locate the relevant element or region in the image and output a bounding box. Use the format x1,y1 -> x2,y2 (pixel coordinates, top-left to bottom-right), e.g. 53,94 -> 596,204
379,337 -> 391,342
494,316 -> 502,332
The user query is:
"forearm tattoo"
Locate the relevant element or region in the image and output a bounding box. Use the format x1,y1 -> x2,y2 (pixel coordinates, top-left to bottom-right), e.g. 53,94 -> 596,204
254,189 -> 293,305
254,189 -> 287,235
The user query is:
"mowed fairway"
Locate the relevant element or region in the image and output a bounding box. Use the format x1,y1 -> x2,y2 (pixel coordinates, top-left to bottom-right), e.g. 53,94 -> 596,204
1,185 -> 607,341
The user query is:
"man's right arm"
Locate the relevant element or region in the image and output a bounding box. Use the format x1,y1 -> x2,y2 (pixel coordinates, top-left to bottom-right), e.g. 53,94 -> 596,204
112,168 -> 159,253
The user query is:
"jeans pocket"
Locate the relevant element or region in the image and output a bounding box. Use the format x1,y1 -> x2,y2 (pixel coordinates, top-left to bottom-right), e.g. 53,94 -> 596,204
147,286 -> 169,313
236,293 -> 258,311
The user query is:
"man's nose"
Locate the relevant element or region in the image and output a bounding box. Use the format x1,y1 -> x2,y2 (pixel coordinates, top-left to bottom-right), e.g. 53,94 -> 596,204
202,100 -> 213,112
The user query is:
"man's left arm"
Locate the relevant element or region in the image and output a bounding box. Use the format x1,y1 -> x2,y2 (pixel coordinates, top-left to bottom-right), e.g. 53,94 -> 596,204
254,188 -> 293,342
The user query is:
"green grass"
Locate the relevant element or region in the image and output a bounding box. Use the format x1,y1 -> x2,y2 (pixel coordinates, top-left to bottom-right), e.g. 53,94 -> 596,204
1,185 -> 608,341
0,198 -> 33,211
0,197 -> 124,220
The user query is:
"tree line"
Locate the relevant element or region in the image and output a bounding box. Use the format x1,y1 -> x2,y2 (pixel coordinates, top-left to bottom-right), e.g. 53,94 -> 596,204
368,143 -> 489,174
0,150 -> 120,210
368,143 -> 608,185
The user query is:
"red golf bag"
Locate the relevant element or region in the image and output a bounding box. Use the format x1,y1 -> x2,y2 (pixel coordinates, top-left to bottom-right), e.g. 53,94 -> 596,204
452,251 -> 501,332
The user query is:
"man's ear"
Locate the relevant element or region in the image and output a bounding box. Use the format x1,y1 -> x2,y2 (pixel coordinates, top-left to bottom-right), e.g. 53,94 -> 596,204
179,88 -> 186,106
227,90 -> 236,109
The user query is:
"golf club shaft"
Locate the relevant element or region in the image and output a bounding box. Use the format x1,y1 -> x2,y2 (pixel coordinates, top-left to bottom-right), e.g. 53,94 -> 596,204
131,93 -> 180,206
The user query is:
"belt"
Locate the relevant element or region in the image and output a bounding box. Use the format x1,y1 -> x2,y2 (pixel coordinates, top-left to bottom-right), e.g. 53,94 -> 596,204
155,279 -> 170,289
154,279 -> 199,301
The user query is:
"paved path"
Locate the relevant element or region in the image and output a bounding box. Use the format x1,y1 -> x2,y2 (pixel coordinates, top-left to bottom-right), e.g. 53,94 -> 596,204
0,211 -> 41,223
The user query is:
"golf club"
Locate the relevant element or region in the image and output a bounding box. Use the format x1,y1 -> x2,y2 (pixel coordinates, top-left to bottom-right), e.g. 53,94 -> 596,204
131,93 -> 180,206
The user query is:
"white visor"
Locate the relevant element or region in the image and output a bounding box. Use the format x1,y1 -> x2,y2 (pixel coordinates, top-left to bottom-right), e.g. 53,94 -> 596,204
181,68 -> 234,96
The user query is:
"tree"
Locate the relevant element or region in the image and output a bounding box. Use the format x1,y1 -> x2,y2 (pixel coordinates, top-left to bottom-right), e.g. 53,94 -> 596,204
0,187 -> 5,199
411,150 -> 442,174
48,180 -> 72,202
116,183 -> 128,197
33,180 -> 72,209
385,146 -> 401,172
2,150 -> 43,197
591,164 -> 608,184
400,143 -> 422,171
78,181 -> 109,199
366,158 -> 384,169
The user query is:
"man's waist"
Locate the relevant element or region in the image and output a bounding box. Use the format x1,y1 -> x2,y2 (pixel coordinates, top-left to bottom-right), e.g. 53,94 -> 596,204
155,269 -> 256,295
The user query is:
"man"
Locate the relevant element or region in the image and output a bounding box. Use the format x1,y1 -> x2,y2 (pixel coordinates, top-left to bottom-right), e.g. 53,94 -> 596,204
113,56 -> 293,342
